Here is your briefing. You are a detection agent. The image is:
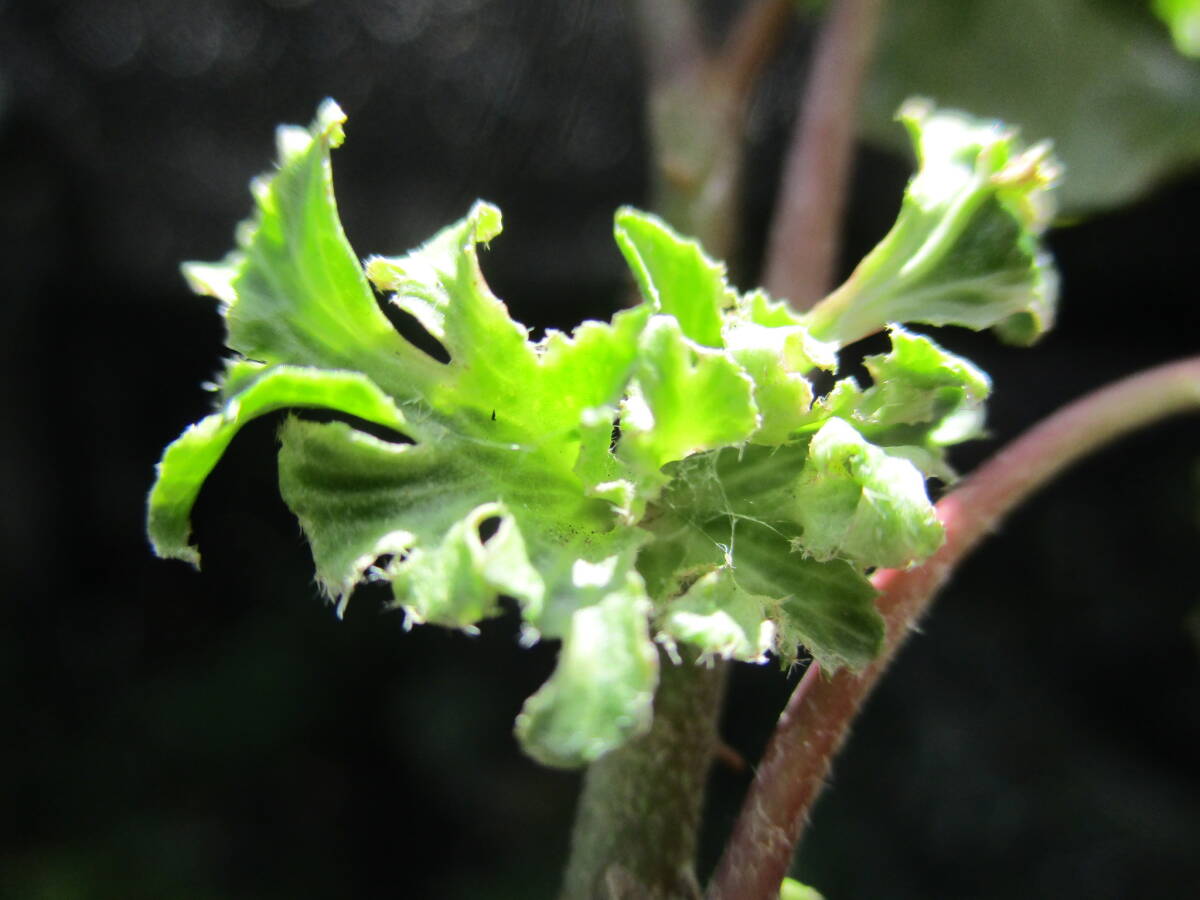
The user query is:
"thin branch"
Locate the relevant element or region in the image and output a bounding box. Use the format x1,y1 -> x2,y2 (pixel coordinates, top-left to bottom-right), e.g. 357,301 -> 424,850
718,0 -> 797,103
763,0 -> 887,309
624,0 -> 707,91
707,355 -> 1200,900
631,0 -> 799,262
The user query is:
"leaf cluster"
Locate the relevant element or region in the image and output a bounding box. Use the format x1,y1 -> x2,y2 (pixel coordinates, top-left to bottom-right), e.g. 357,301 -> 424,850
148,99 -> 1058,766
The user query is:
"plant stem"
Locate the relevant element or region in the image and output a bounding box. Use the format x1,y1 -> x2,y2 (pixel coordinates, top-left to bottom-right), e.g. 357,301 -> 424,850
557,8 -> 796,896
631,0 -> 794,262
561,646 -> 728,899
707,355 -> 1200,900
763,0 -> 887,309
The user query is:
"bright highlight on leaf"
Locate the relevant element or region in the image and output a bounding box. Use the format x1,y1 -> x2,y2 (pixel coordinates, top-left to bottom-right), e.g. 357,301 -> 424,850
805,98 -> 1060,348
1155,0 -> 1200,57
780,877 -> 826,900
148,99 -> 1059,767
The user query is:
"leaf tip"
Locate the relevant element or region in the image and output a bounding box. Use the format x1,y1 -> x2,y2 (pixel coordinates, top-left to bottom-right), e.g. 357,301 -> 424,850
315,98 -> 347,146
466,200 -> 503,245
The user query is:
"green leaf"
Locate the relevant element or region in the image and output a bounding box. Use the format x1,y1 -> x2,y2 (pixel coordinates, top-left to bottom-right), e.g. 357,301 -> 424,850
780,878 -> 826,900
704,518 -> 884,672
807,99 -> 1060,348
817,325 -> 992,476
641,510 -> 884,671
660,568 -> 773,663
614,207 -> 733,348
791,418 -> 943,568
182,100 -> 442,405
147,364 -> 407,566
648,446 -> 887,670
618,315 -> 759,484
722,292 -> 838,444
1156,0 -> 1200,56
865,0 -> 1200,211
858,326 -> 990,439
514,580 -> 659,768
614,209 -> 834,448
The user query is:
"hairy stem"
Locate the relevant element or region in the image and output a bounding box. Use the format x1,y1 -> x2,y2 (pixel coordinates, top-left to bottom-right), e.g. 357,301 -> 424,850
764,0 -> 887,309
559,7 -> 795,895
561,647 -> 728,899
707,355 -> 1200,900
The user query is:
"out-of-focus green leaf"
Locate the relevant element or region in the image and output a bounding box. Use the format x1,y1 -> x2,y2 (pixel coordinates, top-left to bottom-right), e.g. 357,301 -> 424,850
807,100 -> 1059,348
780,877 -> 826,900
1155,0 -> 1200,56
865,0 -> 1200,211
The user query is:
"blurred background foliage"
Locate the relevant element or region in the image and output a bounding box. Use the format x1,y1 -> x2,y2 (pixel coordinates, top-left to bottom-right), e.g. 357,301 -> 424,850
866,0 -> 1200,211
1,1 -> 1197,897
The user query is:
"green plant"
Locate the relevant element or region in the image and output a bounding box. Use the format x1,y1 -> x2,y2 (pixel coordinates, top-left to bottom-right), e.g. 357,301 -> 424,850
147,3 -> 1200,897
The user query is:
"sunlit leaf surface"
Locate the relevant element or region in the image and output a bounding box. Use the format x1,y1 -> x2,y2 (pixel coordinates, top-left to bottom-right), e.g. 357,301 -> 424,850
149,100 -> 1056,765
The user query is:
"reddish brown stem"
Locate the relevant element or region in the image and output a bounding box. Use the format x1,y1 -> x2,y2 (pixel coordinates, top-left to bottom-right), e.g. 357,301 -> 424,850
764,0 -> 886,309
718,0 -> 797,103
707,355 -> 1200,900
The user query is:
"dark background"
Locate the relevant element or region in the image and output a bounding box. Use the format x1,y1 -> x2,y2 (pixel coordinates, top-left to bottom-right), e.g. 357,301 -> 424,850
2,1 -> 1198,898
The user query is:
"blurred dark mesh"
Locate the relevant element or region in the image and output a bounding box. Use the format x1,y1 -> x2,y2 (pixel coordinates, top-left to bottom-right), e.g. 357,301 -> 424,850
1,2 -> 1197,898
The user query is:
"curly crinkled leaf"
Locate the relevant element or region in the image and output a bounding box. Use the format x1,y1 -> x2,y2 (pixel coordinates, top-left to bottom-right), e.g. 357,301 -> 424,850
792,418 -> 943,568
817,325 -> 991,476
514,579 -> 658,768
182,101 -> 441,405
806,99 -> 1060,348
641,445 -> 885,671
278,418 -> 658,767
859,326 -> 990,439
276,416 -> 640,628
615,211 -> 834,449
725,346 -> 816,445
614,207 -> 734,348
151,102 -> 674,767
366,205 -> 653,465
650,515 -> 883,671
148,365 -> 408,566
660,568 -> 773,663
721,293 -> 838,444
724,521 -> 882,671
618,316 -> 759,483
